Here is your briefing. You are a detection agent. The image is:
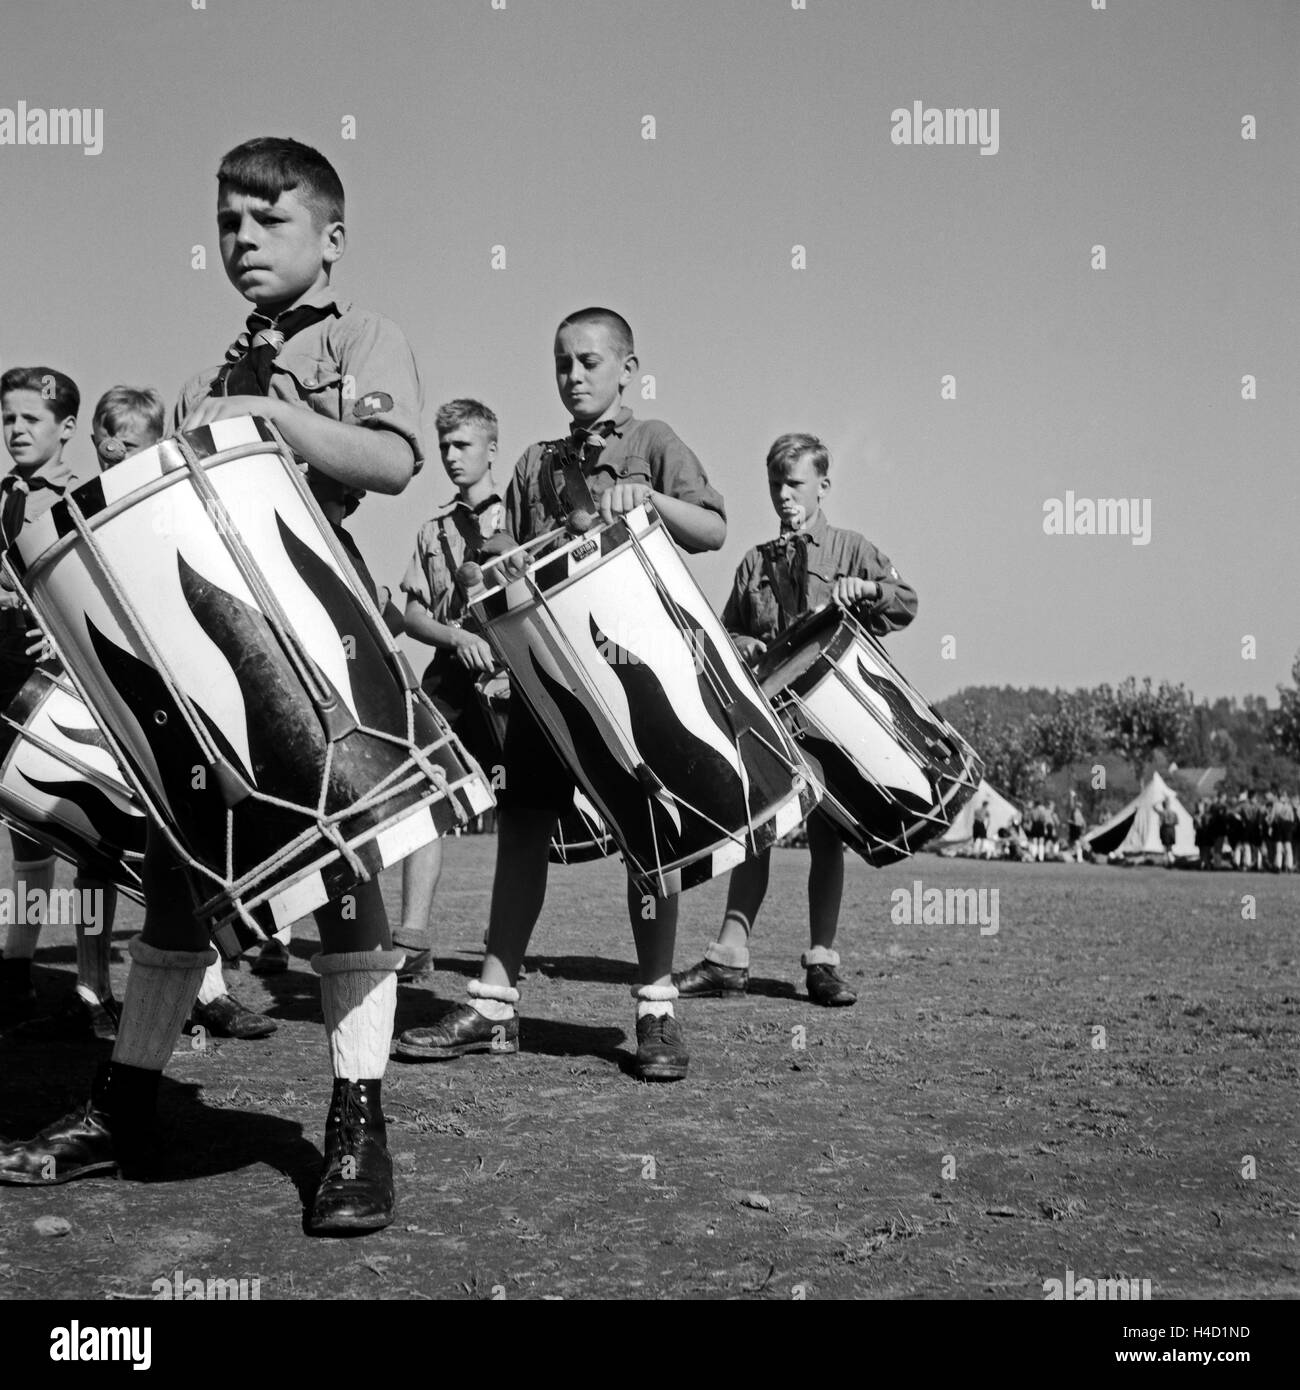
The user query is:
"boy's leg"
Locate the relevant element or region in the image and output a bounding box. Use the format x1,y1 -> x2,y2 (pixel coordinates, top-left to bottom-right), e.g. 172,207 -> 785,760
629,876 -> 687,1081
803,813 -> 855,1006
307,879 -> 403,1235
394,806 -> 552,1060
0,831 -> 213,1185
72,876 -> 116,1005
673,850 -> 770,997
0,833 -> 57,1021
394,838 -> 442,980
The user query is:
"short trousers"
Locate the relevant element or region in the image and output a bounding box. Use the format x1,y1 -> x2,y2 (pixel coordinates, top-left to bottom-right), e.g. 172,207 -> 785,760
497,696 -> 577,817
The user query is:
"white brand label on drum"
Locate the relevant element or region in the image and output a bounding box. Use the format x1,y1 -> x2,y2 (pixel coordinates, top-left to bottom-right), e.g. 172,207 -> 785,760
890,880 -> 999,935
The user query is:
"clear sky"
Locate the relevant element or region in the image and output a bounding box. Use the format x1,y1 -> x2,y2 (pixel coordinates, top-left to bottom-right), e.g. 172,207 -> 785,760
2,0 -> 1296,706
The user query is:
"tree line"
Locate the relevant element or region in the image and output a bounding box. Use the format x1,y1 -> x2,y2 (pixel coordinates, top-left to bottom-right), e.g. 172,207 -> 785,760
935,654 -> 1300,811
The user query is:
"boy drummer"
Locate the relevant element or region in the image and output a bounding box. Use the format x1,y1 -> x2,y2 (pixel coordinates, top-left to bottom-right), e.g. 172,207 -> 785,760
0,138 -> 423,1236
396,308 -> 726,1081
0,368 -> 118,1036
393,398 -> 504,980
674,433 -> 916,1006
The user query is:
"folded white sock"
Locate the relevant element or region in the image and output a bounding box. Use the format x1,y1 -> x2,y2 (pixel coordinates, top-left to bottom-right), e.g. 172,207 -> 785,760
467,978 -> 518,1021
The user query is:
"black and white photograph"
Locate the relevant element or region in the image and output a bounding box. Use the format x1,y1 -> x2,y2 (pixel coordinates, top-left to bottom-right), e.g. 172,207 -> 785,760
0,0 -> 1295,1342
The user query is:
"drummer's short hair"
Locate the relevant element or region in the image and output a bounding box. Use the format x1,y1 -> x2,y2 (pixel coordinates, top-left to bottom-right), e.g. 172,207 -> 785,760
217,137 -> 345,228
555,308 -> 635,359
435,399 -> 498,444
767,432 -> 829,477
92,387 -> 166,439
0,367 -> 79,421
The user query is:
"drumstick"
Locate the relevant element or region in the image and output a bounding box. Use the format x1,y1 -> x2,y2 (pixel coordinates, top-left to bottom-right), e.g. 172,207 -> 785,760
566,508 -> 598,534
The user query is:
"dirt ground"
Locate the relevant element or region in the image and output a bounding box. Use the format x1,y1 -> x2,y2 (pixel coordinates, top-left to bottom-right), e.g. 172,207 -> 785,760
0,839 -> 1296,1301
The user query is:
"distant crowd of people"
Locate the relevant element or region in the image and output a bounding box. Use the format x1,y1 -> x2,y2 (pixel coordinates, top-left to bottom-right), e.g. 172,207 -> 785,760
1193,789 -> 1298,872
970,793 -> 1090,863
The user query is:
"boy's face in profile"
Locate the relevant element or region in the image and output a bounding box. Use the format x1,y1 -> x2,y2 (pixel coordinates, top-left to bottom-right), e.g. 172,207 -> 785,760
92,413 -> 160,466
767,452 -> 829,532
554,323 -> 633,424
438,423 -> 496,491
217,184 -> 342,312
1,390 -> 75,469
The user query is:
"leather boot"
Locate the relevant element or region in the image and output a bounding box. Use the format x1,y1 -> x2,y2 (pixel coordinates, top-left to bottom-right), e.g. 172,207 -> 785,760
307,1078 -> 394,1235
0,1060 -> 159,1185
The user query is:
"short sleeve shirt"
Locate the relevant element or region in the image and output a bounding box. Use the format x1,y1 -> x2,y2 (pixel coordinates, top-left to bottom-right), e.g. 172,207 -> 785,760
504,407 -> 725,552
0,452 -> 101,690
721,510 -> 918,644
400,496 -> 507,627
172,286 -> 426,506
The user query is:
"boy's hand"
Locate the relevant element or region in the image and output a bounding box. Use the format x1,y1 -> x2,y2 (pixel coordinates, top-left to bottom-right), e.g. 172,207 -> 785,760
733,636 -> 767,665
597,482 -> 654,526
833,576 -> 879,607
454,630 -> 496,673
181,397 -> 282,431
25,627 -> 54,661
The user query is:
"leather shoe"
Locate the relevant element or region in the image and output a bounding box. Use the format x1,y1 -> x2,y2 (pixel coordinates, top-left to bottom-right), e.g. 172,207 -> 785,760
308,1079 -> 394,1235
395,1004 -> 518,1061
0,1061 -> 158,1185
251,939 -> 291,976
396,946 -> 434,982
14,993 -> 120,1043
189,993 -> 278,1040
634,1012 -> 689,1081
672,958 -> 748,998
806,964 -> 857,1007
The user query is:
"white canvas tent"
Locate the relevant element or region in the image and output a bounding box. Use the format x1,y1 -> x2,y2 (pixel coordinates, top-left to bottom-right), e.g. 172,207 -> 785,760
1082,770 -> 1196,859
939,780 -> 1020,847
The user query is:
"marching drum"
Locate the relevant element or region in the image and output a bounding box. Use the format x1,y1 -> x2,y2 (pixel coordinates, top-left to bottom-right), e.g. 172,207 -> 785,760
475,671 -> 615,865
1,416 -> 495,956
754,603 -> 982,865
0,667 -> 145,896
465,504 -> 819,898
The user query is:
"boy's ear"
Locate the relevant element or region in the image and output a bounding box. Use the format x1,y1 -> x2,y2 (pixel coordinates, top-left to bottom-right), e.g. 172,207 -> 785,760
58,415 -> 77,443
322,220 -> 346,267
619,352 -> 638,389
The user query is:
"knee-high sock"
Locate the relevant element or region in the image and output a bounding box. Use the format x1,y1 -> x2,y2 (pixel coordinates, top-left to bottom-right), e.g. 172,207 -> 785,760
5,857 -> 57,959
312,950 -> 404,1081
112,938 -> 216,1072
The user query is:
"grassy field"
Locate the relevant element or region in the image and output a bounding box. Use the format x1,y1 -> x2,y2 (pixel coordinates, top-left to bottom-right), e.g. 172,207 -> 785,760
1,839 -> 1296,1300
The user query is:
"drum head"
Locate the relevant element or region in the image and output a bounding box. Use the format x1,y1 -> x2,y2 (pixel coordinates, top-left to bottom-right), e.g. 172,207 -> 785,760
754,605 -> 846,698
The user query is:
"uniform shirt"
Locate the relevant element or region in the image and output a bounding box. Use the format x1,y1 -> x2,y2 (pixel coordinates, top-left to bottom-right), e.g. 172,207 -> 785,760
505,406 -> 725,551
721,508 -> 917,644
172,285 -> 426,511
0,452 -> 100,694
401,494 -> 507,628
401,492 -> 507,706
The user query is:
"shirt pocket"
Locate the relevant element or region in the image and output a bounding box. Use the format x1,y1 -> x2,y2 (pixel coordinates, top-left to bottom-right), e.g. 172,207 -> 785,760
611,451 -> 653,486
275,350 -> 344,417
746,575 -> 780,634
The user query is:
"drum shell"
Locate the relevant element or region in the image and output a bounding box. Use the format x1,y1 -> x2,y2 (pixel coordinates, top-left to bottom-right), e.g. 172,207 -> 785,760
757,606 -> 981,865
0,668 -> 145,896
474,672 -> 615,865
7,417 -> 494,946
469,506 -> 817,896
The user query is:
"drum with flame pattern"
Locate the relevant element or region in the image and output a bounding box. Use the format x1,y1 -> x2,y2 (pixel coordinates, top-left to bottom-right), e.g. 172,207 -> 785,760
2,416 -> 494,956
465,504 -> 820,899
